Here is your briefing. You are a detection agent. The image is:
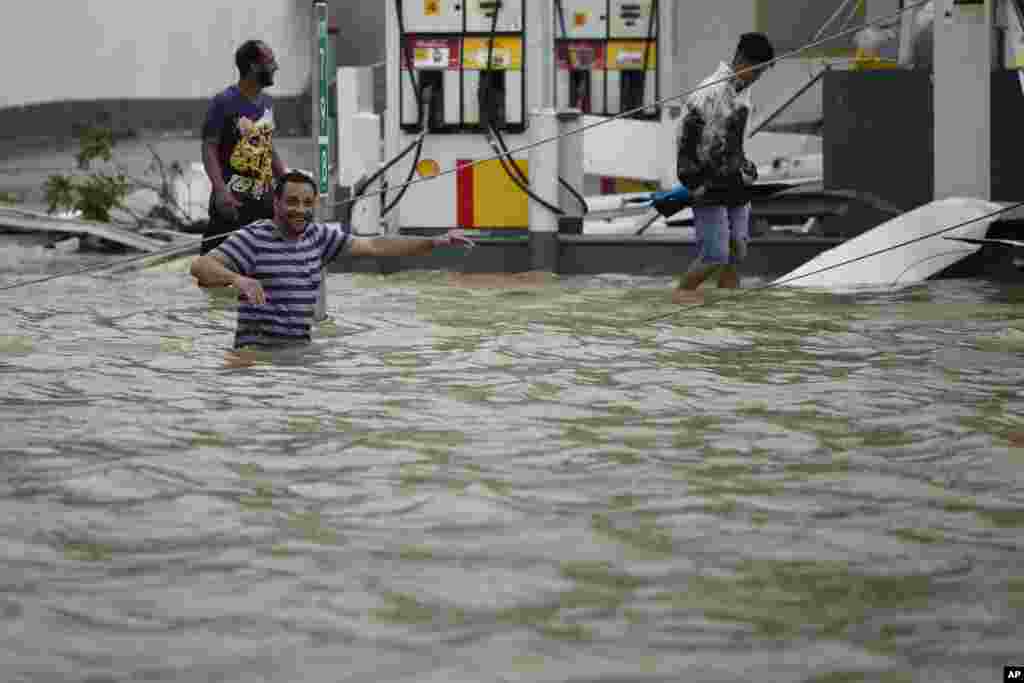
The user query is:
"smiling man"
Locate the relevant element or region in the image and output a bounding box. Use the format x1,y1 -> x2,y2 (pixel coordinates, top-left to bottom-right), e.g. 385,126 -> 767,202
190,170 -> 474,349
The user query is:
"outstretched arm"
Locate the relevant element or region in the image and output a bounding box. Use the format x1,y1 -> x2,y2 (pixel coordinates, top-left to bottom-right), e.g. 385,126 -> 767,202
348,230 -> 474,258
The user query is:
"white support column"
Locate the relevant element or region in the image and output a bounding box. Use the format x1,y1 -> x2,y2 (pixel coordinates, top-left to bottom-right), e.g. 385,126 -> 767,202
338,67 -> 382,236
337,66 -> 375,188
349,114 -> 383,236
557,109 -> 584,214
384,0 -> 401,235
527,0 -> 561,233
933,0 -> 993,200
525,0 -> 561,270
657,0 -> 677,190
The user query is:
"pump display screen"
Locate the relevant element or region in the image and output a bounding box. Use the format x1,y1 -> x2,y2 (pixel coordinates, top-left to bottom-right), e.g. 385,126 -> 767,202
407,38 -> 460,70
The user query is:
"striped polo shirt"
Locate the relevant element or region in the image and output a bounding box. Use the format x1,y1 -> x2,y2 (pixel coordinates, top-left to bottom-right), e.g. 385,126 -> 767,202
213,220 -> 352,348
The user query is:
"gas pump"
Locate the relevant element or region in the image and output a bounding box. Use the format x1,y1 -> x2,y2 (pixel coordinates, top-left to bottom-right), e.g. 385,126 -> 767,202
386,0 -> 532,231
555,0 -> 659,118
555,0 -> 608,114
608,0 -> 659,117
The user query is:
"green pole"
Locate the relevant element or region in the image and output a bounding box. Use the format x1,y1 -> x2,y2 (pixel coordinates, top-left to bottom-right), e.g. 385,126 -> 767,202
316,3 -> 330,197
328,27 -> 337,179
312,0 -> 331,321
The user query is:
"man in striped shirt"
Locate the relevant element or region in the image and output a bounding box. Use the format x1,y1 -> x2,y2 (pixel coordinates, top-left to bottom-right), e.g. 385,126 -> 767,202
190,169 -> 474,349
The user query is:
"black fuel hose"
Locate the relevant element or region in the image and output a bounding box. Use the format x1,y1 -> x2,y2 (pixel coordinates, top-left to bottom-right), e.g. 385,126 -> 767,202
355,0 -> 431,218
482,1 -> 587,216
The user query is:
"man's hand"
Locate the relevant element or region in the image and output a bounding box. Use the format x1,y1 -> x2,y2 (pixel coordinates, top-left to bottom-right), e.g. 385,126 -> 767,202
432,229 -> 475,250
214,188 -> 242,220
740,160 -> 758,186
234,275 -> 267,305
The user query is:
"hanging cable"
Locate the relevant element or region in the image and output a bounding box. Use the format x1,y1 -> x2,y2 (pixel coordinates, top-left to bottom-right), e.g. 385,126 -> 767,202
813,0 -> 862,44
804,0 -> 861,80
348,0 -> 429,216
350,0 -> 436,217
481,0 -> 587,216
380,86 -> 433,217
840,0 -> 867,31
480,5 -> 563,216
559,176 -> 589,213
484,126 -> 565,215
375,0 -> 430,217
351,127 -> 423,209
479,3 -> 564,214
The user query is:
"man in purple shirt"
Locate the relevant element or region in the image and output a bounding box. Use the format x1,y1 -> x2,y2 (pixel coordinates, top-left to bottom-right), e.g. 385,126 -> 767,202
200,40 -> 287,254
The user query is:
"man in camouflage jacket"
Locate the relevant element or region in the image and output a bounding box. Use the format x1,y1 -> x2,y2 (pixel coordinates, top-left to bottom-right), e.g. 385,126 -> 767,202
674,33 -> 775,304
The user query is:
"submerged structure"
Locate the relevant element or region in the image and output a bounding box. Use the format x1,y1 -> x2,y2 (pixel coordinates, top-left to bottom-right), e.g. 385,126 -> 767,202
3,1 -> 1024,285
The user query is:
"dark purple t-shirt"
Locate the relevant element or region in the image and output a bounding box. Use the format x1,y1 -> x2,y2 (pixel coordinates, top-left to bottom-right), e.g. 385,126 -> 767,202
202,85 -> 276,202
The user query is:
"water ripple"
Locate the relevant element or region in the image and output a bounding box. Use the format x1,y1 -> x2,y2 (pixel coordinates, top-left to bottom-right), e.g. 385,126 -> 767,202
0,271 -> 1020,681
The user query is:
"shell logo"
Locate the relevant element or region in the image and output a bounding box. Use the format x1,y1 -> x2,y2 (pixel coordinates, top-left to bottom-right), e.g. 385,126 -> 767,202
416,159 -> 441,178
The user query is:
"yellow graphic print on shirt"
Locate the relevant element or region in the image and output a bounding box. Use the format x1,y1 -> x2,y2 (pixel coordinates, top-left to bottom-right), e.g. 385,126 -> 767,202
228,111 -> 275,198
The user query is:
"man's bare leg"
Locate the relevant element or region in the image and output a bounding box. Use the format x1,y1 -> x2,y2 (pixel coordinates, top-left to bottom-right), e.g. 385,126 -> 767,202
673,267 -> 716,304
717,265 -> 739,289
672,288 -> 704,304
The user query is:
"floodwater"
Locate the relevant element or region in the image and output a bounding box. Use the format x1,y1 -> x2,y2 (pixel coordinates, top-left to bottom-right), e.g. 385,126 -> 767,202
1,258 -> 1023,683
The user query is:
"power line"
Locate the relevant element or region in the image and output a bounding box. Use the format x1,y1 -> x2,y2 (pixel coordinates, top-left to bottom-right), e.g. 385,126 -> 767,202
0,241 -> 197,292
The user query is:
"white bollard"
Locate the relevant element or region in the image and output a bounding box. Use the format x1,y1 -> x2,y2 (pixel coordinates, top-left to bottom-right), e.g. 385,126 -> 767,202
528,108 -> 561,270
527,108 -> 561,233
557,108 -> 584,216
349,113 -> 383,236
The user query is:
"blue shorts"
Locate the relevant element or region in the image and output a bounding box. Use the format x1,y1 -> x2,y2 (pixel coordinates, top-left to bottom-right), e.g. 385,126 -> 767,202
690,203 -> 751,268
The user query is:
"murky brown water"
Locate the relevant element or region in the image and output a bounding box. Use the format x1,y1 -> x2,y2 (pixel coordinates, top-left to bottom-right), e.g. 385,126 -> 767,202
1,264 -> 1022,682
